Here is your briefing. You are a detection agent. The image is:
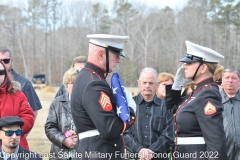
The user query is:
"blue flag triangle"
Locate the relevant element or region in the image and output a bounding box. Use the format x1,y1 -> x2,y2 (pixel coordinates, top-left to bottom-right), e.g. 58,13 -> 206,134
111,72 -> 130,122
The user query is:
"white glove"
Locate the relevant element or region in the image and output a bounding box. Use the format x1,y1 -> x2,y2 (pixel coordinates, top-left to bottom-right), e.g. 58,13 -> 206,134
125,91 -> 136,113
172,64 -> 191,90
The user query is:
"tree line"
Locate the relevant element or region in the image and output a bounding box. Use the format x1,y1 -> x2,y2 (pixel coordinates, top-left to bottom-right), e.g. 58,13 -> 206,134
0,0 -> 239,87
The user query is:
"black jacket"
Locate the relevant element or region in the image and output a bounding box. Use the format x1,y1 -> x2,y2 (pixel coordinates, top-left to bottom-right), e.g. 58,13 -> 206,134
165,78 -> 227,160
45,93 -> 76,160
71,62 -> 128,160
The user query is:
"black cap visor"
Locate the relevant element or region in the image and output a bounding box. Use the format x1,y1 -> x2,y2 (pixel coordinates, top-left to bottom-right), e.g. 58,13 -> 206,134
179,54 -> 203,63
108,46 -> 125,57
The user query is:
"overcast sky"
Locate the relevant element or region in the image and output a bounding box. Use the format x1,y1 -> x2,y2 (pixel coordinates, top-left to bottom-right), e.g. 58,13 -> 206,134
0,0 -> 189,10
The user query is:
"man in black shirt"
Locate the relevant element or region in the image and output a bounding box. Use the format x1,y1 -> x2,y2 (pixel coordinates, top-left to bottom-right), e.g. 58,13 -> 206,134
124,67 -> 174,160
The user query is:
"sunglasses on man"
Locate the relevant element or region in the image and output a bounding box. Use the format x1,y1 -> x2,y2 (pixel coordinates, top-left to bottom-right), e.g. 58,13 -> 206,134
0,58 -> 11,64
1,129 -> 23,137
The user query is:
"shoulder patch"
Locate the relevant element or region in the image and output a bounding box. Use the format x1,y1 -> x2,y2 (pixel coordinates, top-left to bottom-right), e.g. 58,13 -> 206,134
204,101 -> 216,115
99,91 -> 112,111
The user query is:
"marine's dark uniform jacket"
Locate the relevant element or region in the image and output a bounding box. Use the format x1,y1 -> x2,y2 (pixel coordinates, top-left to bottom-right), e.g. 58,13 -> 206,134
71,62 -> 129,160
165,78 -> 227,160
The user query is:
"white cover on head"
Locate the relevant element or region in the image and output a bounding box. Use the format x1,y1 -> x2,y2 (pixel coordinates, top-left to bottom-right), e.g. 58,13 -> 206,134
186,40 -> 224,63
87,34 -> 129,49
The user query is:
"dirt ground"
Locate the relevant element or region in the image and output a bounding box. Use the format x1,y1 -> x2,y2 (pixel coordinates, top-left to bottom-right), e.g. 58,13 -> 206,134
26,87 -> 139,160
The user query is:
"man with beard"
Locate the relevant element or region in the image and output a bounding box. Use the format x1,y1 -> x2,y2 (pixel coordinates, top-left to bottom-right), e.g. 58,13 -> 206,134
0,116 -> 41,160
123,67 -> 174,160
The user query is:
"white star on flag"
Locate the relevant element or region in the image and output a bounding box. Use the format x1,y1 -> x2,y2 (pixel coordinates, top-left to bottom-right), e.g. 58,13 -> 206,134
112,87 -> 118,94
121,86 -> 126,93
117,106 -> 122,115
111,72 -> 130,122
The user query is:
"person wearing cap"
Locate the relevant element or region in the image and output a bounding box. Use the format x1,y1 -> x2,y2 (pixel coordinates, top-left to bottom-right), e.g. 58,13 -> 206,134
55,55 -> 87,98
157,72 -> 175,100
220,66 -> 240,160
70,34 -> 136,160
0,116 -> 42,160
0,61 -> 34,150
165,41 -> 227,160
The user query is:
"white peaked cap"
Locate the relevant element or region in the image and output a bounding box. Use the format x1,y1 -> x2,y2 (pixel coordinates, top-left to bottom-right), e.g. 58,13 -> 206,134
181,41 -> 224,63
87,34 -> 129,57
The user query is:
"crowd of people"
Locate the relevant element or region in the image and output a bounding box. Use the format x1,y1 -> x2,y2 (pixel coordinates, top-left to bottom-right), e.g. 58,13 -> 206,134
0,34 -> 240,160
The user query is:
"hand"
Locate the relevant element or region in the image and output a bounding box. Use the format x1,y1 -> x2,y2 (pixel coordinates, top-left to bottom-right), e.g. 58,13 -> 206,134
158,84 -> 166,99
172,64 -> 191,90
138,148 -> 154,160
63,135 -> 78,149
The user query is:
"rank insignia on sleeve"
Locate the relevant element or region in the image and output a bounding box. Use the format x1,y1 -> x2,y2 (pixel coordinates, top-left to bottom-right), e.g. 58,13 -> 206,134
204,101 -> 217,115
99,91 -> 112,111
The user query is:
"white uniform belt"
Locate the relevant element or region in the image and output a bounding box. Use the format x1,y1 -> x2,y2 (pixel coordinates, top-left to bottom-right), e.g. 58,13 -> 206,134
175,137 -> 205,145
78,129 -> 100,140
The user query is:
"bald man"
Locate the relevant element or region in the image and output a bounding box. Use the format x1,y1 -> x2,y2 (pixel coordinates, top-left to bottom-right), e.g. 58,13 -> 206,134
71,34 -> 135,160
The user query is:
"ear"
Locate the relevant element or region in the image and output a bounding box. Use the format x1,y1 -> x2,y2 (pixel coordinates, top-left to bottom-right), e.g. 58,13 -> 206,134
97,49 -> 105,61
200,64 -> 207,73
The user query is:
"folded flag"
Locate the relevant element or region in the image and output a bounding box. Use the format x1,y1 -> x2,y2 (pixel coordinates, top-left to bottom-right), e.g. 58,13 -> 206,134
111,72 -> 130,122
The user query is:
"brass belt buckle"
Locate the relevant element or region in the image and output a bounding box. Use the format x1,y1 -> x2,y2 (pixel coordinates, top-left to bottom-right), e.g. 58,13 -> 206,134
174,137 -> 178,145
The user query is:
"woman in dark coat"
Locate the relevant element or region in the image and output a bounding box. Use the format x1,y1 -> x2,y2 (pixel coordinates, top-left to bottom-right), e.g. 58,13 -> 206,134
45,67 -> 80,160
165,41 -> 227,160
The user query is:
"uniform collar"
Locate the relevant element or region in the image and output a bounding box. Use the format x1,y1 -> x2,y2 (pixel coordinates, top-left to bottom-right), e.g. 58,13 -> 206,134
192,77 -> 214,91
84,62 -> 108,79
135,92 -> 161,106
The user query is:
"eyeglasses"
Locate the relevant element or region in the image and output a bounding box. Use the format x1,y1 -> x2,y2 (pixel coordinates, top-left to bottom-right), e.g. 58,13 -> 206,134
0,69 -> 5,75
215,79 -> 222,85
0,59 -> 11,64
1,129 -> 23,136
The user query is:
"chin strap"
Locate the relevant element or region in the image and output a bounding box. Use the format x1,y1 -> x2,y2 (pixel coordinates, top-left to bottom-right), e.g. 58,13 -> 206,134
192,61 -> 203,80
105,47 -> 109,77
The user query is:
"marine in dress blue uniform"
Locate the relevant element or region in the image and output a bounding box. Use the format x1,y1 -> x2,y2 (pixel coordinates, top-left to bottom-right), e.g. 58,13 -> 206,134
71,34 -> 135,160
165,41 -> 227,160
